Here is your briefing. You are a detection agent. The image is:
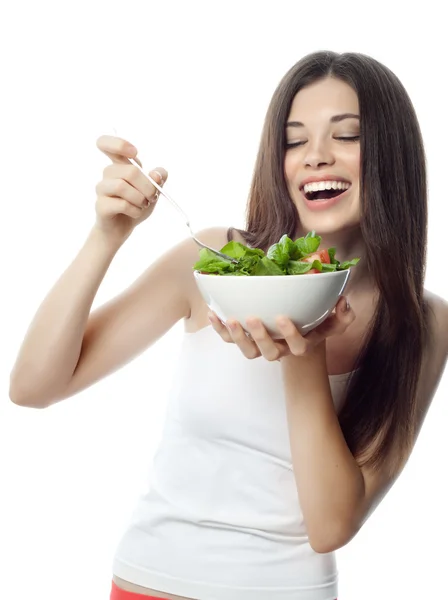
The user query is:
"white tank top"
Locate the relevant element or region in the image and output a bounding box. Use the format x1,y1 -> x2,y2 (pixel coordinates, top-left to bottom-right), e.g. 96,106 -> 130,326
112,326 -> 351,600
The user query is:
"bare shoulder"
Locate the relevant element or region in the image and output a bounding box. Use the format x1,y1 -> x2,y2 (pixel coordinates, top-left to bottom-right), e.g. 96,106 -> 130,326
426,288 -> 448,313
424,289 -> 448,352
113,224 -> 234,323
180,225 -> 234,276
156,225 -> 232,283
190,225 -> 234,248
417,289 -> 448,413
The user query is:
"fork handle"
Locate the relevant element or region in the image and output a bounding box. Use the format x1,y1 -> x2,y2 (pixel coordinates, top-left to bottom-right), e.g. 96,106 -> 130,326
128,158 -> 237,264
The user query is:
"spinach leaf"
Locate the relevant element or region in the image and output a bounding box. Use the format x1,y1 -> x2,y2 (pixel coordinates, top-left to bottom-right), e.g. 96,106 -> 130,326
252,257 -> 285,276
294,230 -> 322,257
338,258 -> 361,270
267,235 -> 296,268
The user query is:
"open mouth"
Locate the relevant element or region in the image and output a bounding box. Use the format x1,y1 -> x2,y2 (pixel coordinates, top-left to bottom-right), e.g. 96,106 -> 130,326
301,180 -> 351,202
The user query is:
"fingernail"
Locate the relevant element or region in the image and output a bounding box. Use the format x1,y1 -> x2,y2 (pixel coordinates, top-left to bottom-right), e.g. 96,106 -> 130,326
342,298 -> 350,312
153,170 -> 164,184
143,199 -> 150,208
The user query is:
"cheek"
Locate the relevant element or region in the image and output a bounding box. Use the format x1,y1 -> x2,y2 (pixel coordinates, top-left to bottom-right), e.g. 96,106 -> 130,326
347,149 -> 361,178
283,154 -> 298,187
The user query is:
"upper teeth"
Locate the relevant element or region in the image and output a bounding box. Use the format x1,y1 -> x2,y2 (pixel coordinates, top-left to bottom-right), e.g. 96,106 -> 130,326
303,181 -> 350,194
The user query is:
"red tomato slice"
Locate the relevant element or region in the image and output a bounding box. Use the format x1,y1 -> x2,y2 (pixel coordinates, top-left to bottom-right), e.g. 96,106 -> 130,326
302,249 -> 331,273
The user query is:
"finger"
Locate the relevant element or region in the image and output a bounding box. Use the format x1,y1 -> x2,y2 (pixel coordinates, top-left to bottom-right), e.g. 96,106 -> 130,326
149,167 -> 168,200
245,318 -> 283,361
152,167 -> 168,184
102,165 -> 167,205
274,340 -> 293,360
337,295 -> 354,317
327,295 -> 356,333
208,312 -> 233,342
96,178 -> 147,209
332,295 -> 356,332
96,135 -> 139,164
275,317 -> 309,356
128,166 -> 167,208
96,196 -> 143,220
226,319 -> 261,359
304,296 -> 356,345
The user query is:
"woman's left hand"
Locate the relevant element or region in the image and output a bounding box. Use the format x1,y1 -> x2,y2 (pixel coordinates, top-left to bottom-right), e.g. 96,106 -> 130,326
208,296 -> 355,361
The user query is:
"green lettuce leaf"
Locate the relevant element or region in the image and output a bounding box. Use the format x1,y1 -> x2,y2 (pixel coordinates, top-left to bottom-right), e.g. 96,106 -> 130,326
286,260 -> 314,275
294,230 -> 322,257
252,256 -> 285,276
321,262 -> 337,272
267,235 -> 296,269
220,241 -> 265,260
337,257 -> 361,270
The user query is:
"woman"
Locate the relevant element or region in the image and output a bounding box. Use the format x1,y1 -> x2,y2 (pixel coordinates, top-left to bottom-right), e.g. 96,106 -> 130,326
10,51 -> 448,600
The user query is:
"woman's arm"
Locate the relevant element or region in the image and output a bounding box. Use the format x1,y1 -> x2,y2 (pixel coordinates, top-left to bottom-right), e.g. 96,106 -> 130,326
281,341 -> 365,553
10,226 -> 226,409
281,293 -> 448,554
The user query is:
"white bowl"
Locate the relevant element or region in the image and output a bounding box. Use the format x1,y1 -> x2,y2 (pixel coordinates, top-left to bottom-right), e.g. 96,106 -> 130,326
194,269 -> 351,339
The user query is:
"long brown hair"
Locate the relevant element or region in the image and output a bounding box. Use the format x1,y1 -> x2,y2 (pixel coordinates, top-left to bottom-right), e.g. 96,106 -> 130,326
230,51 -> 431,475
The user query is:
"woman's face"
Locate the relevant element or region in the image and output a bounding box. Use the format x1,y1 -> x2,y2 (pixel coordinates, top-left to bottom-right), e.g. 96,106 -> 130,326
284,76 -> 361,236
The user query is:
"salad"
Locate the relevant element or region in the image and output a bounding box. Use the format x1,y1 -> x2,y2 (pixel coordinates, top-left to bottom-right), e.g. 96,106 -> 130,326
193,231 -> 360,276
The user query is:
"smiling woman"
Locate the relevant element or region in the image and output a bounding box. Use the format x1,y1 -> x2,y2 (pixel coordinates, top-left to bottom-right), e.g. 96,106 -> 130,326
9,50 -> 448,600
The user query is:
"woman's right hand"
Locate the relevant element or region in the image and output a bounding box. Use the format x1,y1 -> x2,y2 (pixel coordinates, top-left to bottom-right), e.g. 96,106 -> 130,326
95,135 -> 168,245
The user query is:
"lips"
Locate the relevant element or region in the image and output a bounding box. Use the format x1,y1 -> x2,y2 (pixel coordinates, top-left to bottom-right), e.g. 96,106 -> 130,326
299,176 -> 352,202
299,175 -> 352,190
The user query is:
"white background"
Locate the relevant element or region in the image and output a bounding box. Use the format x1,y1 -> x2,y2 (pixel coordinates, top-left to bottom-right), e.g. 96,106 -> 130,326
1,1 -> 447,599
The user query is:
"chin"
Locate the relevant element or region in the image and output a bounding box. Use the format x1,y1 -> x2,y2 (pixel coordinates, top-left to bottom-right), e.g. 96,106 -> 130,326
296,213 -> 360,237
293,197 -> 359,234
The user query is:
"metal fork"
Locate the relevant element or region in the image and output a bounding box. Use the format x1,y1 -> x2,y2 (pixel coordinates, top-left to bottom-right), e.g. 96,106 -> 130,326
128,158 -> 238,264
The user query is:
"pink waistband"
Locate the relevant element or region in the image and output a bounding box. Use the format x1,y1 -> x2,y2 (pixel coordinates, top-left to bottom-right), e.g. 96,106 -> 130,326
110,579 -> 167,599
110,579 -> 338,600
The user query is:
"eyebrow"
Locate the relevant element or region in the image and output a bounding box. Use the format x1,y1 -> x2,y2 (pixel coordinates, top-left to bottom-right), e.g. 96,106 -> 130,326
286,113 -> 360,127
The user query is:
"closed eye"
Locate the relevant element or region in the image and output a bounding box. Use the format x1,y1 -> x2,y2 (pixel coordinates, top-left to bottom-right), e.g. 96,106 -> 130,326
285,141 -> 306,149
286,135 -> 360,149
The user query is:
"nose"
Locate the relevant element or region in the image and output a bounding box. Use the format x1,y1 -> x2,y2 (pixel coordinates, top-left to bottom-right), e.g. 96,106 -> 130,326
303,139 -> 335,168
